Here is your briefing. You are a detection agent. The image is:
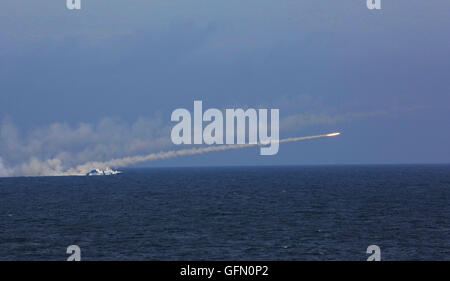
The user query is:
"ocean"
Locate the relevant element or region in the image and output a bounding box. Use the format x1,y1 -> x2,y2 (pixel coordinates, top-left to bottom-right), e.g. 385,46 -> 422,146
0,165 -> 449,261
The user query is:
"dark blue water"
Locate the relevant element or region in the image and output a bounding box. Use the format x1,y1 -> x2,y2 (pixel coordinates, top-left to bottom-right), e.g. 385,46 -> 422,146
0,165 -> 449,260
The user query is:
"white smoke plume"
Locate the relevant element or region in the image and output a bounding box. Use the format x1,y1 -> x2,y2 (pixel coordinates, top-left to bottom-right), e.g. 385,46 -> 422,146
1,104 -> 393,177
0,115 -> 339,177
0,117 -> 172,177
64,133 -> 339,176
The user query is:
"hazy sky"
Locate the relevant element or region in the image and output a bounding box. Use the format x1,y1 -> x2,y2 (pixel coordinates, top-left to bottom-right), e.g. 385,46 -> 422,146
0,1 -> 449,173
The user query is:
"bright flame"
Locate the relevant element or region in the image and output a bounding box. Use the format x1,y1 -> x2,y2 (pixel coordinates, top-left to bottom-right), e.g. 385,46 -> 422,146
326,132 -> 340,137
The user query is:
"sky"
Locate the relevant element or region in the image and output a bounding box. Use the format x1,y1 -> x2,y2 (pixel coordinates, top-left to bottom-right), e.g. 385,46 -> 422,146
0,1 -> 449,175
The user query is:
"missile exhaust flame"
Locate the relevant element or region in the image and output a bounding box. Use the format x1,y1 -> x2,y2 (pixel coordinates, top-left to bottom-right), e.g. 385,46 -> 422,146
326,132 -> 340,137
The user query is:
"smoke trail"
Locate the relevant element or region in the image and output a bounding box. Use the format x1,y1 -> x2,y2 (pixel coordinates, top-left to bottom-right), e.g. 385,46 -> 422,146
64,133 -> 340,176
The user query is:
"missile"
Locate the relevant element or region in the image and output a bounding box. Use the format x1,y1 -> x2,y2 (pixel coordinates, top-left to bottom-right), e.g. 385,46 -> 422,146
326,132 -> 340,137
